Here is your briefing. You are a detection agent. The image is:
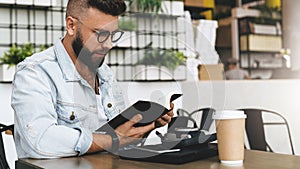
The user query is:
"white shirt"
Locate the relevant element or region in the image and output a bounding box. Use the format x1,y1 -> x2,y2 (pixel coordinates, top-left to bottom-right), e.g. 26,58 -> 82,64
95,90 -> 109,127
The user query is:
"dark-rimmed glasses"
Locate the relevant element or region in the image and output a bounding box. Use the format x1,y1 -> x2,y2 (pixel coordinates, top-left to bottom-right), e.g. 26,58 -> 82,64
72,16 -> 124,43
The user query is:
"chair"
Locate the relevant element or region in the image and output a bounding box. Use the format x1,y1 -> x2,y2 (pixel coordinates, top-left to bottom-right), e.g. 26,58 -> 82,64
164,108 -> 216,146
0,123 -> 14,169
167,116 -> 197,134
239,108 -> 295,155
177,108 -> 216,131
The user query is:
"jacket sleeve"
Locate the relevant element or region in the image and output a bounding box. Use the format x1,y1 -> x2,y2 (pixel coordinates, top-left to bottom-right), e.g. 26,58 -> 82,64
11,62 -> 92,158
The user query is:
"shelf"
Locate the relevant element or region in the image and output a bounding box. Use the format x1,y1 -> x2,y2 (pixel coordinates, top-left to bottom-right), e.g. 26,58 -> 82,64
184,6 -> 213,19
240,67 -> 283,70
0,24 -> 65,31
123,12 -> 184,18
239,33 -> 281,37
236,9 -> 284,75
135,30 -> 185,36
240,34 -> 282,52
0,43 -> 52,48
130,30 -> 185,37
240,50 -> 280,54
0,4 -> 64,11
184,6 -> 213,13
239,19 -> 281,36
112,46 -> 185,51
239,16 -> 282,22
0,3 -> 48,9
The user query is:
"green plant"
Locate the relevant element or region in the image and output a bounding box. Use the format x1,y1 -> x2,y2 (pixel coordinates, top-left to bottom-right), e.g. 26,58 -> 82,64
130,0 -> 162,13
137,48 -> 185,70
250,4 -> 281,24
0,43 -> 47,67
118,20 -> 137,31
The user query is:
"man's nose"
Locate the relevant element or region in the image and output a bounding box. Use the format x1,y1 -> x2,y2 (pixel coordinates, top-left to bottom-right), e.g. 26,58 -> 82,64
102,37 -> 113,49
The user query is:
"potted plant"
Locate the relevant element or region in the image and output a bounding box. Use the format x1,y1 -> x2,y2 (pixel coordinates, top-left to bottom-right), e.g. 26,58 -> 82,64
129,0 -> 162,13
134,46 -> 186,80
0,43 -> 45,82
116,19 -> 138,47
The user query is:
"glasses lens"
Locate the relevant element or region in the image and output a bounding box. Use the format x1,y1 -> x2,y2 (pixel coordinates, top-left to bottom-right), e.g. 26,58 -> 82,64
111,31 -> 124,43
97,31 -> 110,43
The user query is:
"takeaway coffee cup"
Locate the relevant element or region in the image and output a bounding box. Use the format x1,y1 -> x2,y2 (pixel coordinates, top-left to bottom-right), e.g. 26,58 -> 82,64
213,110 -> 247,165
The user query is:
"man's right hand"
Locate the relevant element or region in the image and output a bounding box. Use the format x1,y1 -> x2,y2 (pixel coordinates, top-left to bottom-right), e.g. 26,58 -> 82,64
87,114 -> 155,154
115,114 -> 155,146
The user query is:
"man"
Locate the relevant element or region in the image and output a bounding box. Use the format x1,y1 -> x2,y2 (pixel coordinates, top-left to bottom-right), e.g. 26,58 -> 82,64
11,0 -> 173,158
225,58 -> 250,80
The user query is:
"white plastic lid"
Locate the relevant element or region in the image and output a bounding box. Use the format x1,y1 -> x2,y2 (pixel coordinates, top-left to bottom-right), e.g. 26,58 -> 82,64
213,110 -> 247,120
221,160 -> 243,166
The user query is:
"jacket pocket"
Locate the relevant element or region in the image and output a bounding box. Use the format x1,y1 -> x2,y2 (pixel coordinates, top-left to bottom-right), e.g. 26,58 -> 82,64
56,101 -> 102,130
56,101 -> 89,127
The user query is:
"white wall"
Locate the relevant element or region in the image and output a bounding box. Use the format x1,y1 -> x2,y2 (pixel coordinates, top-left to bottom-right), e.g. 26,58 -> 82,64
282,1 -> 300,70
0,83 -> 17,169
2,79 -> 300,168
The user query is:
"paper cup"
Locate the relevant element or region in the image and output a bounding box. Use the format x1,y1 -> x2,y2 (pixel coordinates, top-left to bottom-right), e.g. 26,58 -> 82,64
213,110 -> 247,165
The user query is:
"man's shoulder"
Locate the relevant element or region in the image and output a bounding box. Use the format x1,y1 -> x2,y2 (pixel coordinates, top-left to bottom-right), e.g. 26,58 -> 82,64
17,47 -> 57,70
25,47 -> 55,63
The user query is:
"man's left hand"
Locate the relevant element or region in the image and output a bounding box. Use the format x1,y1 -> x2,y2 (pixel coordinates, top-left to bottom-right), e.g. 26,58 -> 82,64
155,102 -> 174,128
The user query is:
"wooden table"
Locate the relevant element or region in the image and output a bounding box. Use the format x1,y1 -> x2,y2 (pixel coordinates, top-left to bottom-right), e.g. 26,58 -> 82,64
16,150 -> 300,169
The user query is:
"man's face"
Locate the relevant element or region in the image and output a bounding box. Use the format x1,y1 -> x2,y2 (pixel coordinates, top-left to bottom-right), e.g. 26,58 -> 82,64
72,8 -> 119,72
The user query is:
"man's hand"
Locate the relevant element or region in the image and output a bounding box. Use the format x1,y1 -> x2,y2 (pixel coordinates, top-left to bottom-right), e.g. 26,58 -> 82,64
155,102 -> 174,128
115,114 -> 155,146
88,114 -> 155,154
87,103 -> 175,154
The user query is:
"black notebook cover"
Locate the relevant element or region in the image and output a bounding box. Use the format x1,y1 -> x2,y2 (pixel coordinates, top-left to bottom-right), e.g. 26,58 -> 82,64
96,94 -> 182,131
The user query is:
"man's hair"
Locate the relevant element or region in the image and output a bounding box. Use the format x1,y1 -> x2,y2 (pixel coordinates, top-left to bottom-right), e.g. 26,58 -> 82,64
66,0 -> 126,19
226,58 -> 238,65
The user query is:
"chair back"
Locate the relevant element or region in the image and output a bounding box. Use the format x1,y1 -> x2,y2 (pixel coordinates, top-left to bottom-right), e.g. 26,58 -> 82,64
240,108 -> 295,155
0,124 -> 13,169
176,108 -> 216,131
190,108 -> 215,131
242,109 -> 268,151
168,116 -> 197,133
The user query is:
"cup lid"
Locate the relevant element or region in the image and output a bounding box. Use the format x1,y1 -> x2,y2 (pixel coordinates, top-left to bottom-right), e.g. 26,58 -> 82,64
213,110 -> 247,120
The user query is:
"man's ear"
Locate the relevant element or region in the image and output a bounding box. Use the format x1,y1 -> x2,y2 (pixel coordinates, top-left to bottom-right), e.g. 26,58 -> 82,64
65,16 -> 77,36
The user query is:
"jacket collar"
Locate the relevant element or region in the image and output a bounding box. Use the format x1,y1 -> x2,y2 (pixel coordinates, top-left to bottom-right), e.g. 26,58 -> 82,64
53,38 -> 113,83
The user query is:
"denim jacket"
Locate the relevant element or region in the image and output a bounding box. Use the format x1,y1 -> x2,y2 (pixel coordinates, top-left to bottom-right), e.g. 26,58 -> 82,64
11,39 -> 125,158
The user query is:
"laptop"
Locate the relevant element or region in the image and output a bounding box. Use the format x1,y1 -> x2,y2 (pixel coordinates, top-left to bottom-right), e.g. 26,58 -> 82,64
118,143 -> 218,164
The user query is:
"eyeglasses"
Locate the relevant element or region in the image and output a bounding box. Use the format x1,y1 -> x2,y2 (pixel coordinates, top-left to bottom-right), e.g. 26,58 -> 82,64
72,16 -> 124,43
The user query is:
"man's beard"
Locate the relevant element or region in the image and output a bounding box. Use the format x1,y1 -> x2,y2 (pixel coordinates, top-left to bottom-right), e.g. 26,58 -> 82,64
72,31 -> 105,73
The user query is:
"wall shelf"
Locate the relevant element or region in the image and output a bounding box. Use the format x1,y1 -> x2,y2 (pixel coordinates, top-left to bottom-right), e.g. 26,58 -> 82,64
235,8 -> 284,77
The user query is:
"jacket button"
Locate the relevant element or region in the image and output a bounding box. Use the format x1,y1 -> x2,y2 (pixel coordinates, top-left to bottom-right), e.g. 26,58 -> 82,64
107,103 -> 112,108
70,112 -> 75,120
